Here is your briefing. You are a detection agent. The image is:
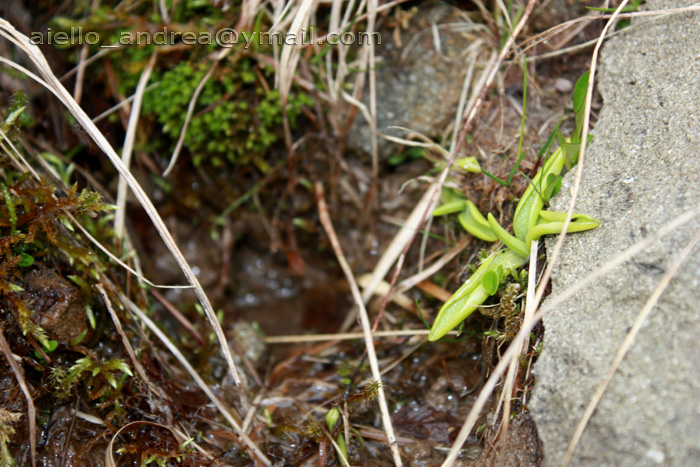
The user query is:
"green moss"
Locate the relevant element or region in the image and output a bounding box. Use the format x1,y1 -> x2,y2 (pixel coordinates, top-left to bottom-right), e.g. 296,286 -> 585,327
141,59 -> 310,170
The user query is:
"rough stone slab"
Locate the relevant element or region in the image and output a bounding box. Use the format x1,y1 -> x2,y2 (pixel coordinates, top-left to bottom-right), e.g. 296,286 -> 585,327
530,3 -> 700,466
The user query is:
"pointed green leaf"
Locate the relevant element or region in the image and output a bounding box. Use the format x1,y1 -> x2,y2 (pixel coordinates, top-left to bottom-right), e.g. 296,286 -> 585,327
537,119 -> 563,159
526,213 -> 600,245
428,249 -> 526,341
513,146 -> 566,240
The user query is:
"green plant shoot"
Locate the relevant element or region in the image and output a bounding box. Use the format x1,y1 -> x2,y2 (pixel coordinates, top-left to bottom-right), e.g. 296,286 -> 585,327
428,71 -> 600,341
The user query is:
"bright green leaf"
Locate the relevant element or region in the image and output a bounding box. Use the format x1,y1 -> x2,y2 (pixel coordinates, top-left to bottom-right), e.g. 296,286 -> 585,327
482,270 -> 499,295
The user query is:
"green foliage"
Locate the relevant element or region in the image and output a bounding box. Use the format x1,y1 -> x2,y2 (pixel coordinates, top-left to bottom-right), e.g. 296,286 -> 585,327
428,71 -> 601,341
141,59 -> 311,169
50,356 -> 133,400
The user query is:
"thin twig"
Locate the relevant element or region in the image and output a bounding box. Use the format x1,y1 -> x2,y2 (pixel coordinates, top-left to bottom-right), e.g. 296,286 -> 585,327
97,285 -> 163,397
114,50 -> 157,238
315,182 -> 403,467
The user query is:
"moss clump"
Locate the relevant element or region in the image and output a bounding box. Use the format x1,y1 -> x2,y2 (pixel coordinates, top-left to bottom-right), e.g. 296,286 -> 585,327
0,172 -> 114,347
142,59 -> 312,170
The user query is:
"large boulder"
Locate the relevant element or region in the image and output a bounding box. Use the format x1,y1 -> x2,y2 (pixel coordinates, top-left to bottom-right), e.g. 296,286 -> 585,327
530,2 -> 700,466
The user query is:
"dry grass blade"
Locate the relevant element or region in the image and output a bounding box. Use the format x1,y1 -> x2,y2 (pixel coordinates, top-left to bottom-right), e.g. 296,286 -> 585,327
359,182 -> 440,305
0,126 -> 41,181
264,329 -> 458,344
162,48 -> 231,177
114,50 -> 157,237
68,212 -> 194,289
357,275 -> 416,311
561,227 -> 700,466
121,295 -> 272,466
395,237 -> 472,294
97,285 -> 164,400
315,182 -> 404,467
497,240 -> 539,455
518,6 -> 700,63
278,0 -> 315,106
366,0 -> 379,185
73,43 -> 89,104
0,328 -> 36,467
0,19 -> 241,384
522,240 -> 539,354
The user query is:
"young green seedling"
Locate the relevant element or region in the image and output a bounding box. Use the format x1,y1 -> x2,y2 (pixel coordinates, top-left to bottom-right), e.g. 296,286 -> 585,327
428,71 -> 600,341
428,146 -> 599,340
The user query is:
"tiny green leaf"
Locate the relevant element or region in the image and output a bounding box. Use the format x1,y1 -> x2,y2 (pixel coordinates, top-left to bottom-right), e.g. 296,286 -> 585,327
85,305 -> 96,330
456,156 -> 481,173
5,106 -> 25,126
105,373 -> 117,389
69,329 -> 88,347
18,253 -> 35,267
482,270 -> 499,295
326,407 -> 341,430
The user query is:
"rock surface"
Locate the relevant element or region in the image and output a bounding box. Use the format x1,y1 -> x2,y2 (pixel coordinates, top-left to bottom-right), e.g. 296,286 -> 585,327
346,5 -> 482,158
530,2 -> 700,466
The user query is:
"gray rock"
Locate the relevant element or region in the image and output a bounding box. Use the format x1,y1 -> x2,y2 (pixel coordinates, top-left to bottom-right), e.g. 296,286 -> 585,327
530,2 -> 700,466
345,6 -> 479,158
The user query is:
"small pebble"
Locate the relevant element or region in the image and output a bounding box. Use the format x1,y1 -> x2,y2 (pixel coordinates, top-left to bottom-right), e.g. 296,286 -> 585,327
555,77 -> 573,93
